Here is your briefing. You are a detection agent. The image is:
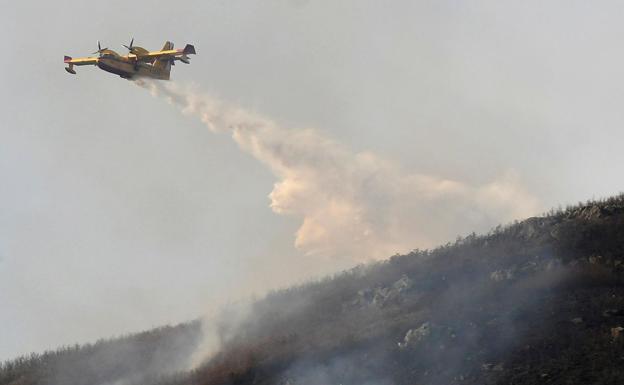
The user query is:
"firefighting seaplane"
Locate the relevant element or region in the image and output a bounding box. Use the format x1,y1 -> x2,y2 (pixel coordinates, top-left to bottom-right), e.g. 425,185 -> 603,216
64,39 -> 196,80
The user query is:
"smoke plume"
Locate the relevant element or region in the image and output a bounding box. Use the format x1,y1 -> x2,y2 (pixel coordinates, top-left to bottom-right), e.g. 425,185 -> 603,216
135,79 -> 539,260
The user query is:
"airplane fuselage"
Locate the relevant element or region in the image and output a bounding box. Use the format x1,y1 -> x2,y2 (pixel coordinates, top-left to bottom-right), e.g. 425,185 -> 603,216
97,56 -> 170,80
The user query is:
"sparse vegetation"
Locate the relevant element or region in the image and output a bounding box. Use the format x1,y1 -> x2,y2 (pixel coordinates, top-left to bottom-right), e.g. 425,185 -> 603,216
3,194 -> 624,385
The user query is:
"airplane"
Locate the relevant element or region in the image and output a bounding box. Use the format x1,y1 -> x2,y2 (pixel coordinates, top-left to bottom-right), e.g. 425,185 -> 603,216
64,39 -> 196,80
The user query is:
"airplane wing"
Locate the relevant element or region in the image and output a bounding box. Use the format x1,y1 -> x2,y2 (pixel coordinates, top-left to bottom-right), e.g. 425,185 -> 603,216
137,44 -> 196,62
64,55 -> 98,66
64,55 -> 98,74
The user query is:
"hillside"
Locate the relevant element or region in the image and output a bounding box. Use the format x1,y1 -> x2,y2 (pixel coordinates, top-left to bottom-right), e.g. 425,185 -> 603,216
0,322 -> 202,385
3,194 -> 624,385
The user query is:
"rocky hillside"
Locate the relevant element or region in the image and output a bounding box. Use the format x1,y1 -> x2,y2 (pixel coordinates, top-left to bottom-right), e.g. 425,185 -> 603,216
3,194 -> 624,385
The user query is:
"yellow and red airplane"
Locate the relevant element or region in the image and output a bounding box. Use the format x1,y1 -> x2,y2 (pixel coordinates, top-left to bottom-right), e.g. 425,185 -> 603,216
64,39 -> 196,80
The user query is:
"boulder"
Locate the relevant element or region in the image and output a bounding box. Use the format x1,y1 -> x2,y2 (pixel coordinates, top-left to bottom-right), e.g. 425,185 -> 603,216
356,275 -> 415,308
392,275 -> 413,292
398,322 -> 431,349
490,268 -> 515,282
611,326 -> 624,339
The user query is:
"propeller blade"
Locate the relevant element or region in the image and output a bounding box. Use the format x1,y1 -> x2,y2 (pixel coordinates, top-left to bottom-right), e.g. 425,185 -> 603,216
93,41 -> 107,54
123,38 -> 135,53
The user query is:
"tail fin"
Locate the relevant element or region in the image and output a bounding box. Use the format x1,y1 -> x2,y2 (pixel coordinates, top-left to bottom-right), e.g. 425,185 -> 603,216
183,44 -> 196,55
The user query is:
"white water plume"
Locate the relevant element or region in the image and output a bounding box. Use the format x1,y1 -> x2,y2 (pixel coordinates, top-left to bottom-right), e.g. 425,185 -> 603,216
135,79 -> 540,260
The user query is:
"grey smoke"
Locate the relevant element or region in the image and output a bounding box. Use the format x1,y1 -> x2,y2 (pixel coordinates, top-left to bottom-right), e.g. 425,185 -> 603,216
136,79 -> 540,260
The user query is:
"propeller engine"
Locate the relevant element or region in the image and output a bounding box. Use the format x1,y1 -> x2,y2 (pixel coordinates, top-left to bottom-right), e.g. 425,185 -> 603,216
92,41 -> 109,55
122,38 -> 150,57
123,38 -> 136,53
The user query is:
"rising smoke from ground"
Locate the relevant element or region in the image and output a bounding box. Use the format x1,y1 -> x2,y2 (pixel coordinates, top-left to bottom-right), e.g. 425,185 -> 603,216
135,79 -> 540,260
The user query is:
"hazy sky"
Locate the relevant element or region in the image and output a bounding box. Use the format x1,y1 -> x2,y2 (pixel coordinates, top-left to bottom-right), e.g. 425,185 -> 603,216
2,0 -> 624,361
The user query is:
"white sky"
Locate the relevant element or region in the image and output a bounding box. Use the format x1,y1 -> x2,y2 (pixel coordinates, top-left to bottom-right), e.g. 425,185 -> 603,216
2,0 -> 624,361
